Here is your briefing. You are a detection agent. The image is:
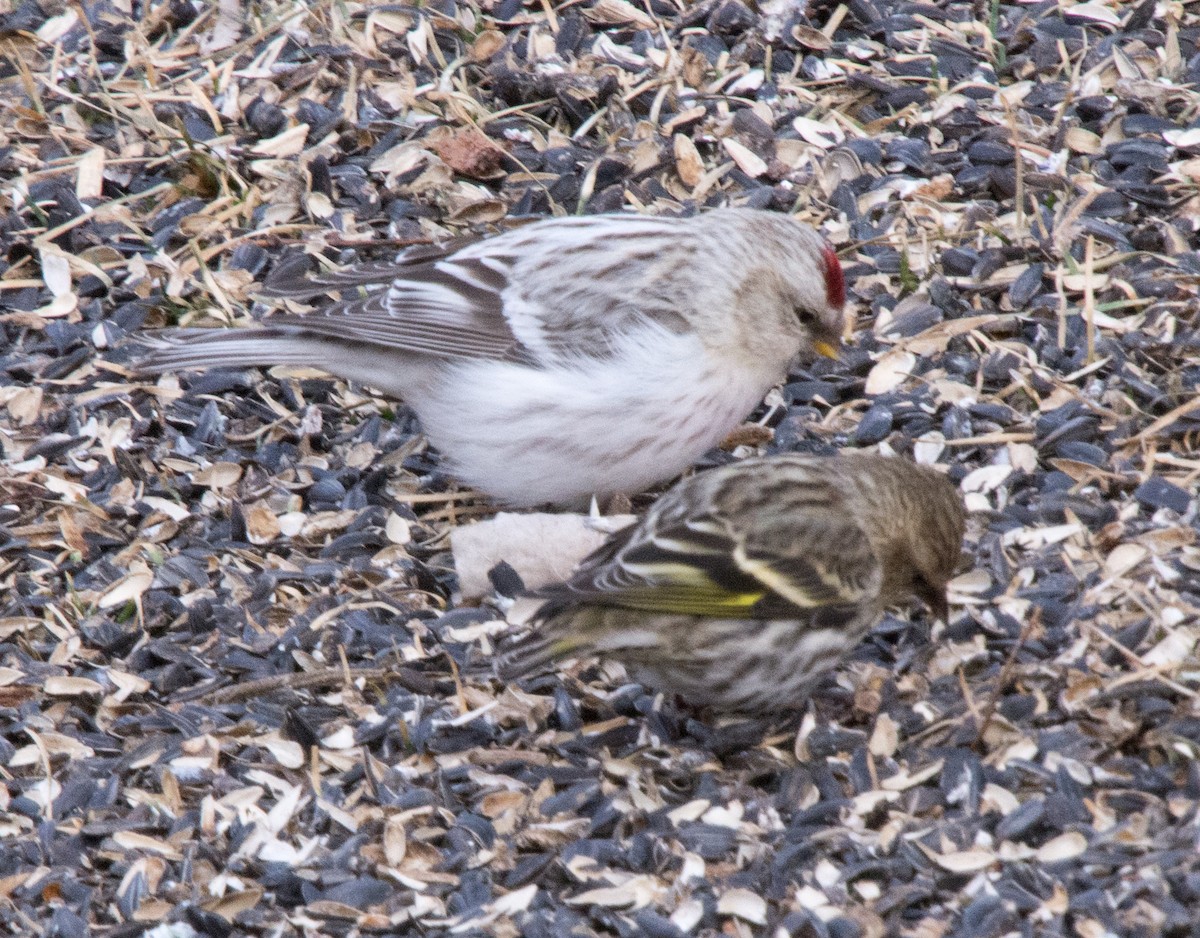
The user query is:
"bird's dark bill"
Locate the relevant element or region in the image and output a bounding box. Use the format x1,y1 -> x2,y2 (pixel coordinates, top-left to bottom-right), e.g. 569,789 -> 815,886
916,579 -> 950,622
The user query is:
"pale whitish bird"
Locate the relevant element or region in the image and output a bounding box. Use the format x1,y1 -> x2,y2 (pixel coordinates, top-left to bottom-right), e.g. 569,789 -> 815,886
138,208 -> 846,506
494,453 -> 966,713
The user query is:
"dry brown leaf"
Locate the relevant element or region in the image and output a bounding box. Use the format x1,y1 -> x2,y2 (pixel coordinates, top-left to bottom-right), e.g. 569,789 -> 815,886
428,128 -> 507,180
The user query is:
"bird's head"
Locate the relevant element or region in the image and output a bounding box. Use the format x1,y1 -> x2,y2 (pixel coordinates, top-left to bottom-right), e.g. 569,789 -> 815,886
852,456 -> 966,622
733,217 -> 846,365
892,475 -> 966,622
788,242 -> 846,360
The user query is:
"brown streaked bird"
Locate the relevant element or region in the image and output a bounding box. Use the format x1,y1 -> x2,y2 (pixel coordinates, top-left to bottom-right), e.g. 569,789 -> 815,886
137,208 -> 845,506
493,453 -> 966,713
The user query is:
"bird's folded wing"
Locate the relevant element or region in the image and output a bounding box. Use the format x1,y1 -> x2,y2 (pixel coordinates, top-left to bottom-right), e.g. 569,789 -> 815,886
259,238 -> 480,299
731,513 -> 881,613
255,249 -> 523,361
261,309 -> 520,361
255,216 -> 699,365
541,508 -> 882,620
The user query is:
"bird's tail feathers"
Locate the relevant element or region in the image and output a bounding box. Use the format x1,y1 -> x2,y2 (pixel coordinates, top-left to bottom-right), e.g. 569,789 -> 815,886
134,329 -> 340,375
492,623 -> 586,682
259,258 -> 403,300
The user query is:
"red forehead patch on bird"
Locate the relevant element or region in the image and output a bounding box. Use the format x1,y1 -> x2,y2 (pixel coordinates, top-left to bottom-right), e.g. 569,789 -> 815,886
822,245 -> 845,309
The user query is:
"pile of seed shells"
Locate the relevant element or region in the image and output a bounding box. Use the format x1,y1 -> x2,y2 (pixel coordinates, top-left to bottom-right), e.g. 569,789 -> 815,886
2,0 -> 1199,935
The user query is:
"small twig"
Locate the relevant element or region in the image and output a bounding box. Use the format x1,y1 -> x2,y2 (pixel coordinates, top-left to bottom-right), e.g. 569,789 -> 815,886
905,716 -> 960,746
1002,96 -> 1025,236
447,654 -> 469,718
1123,397 -> 1200,445
186,665 -> 437,705
974,613 -> 1034,745
1083,235 -> 1096,365
392,490 -> 483,504
420,503 -> 499,524
941,431 -> 1036,447
1082,622 -> 1199,701
957,666 -> 983,726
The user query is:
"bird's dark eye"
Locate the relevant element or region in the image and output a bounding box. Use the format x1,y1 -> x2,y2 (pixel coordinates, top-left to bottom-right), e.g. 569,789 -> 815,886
794,307 -> 816,326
